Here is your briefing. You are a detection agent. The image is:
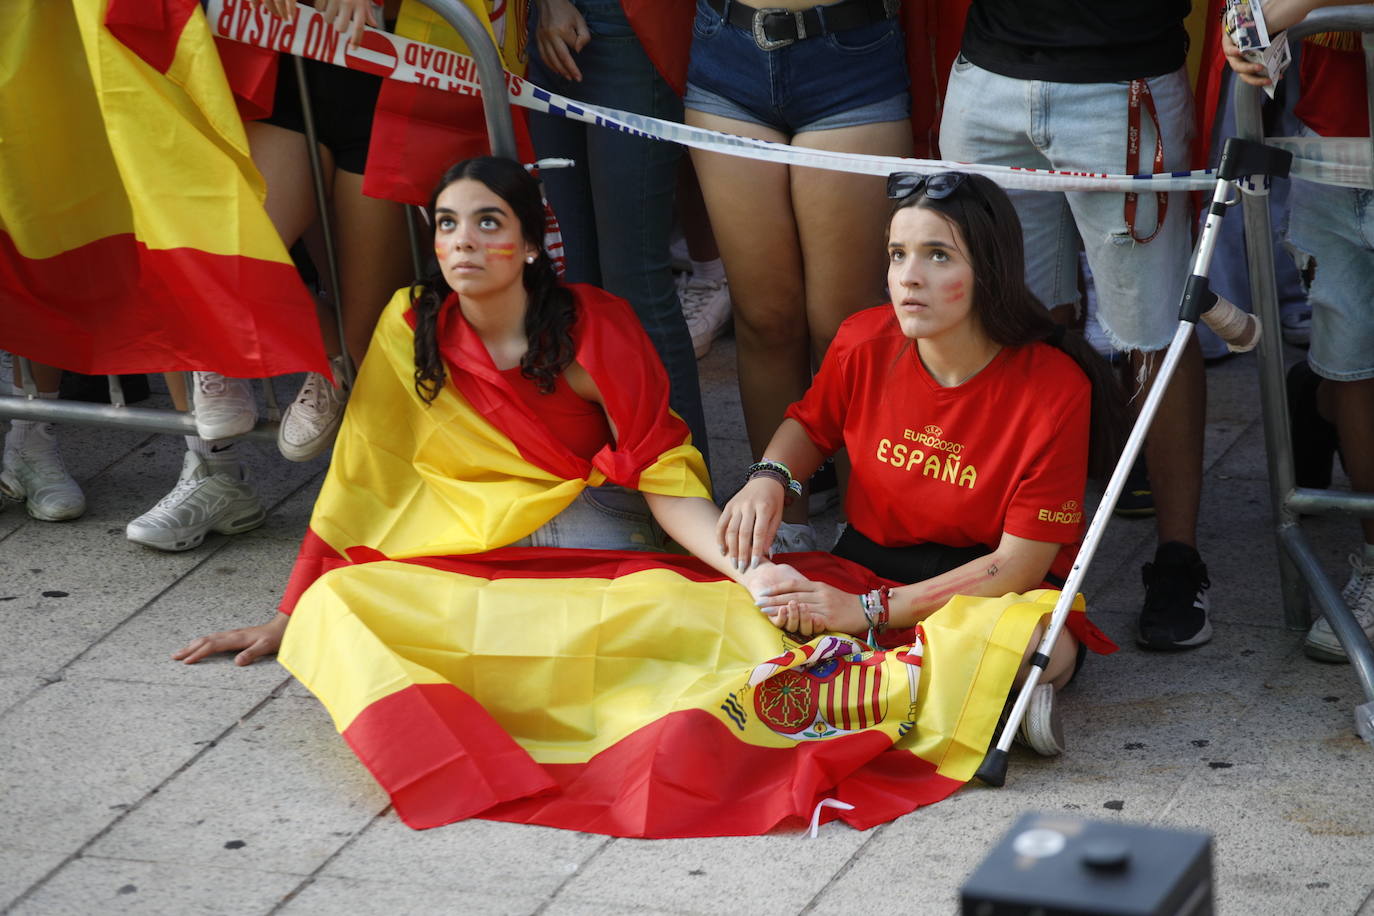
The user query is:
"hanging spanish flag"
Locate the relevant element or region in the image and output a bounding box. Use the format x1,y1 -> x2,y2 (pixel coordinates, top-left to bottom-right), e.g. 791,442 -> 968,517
276,282 -> 1114,836
362,0 -> 539,205
0,0 -> 325,378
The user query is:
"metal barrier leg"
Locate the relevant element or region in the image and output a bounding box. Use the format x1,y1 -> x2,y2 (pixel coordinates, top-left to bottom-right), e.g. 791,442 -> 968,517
292,55 -> 353,391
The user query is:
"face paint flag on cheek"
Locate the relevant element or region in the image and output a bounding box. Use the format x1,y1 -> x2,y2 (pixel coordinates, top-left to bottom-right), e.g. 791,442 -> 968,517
484,243 -> 516,260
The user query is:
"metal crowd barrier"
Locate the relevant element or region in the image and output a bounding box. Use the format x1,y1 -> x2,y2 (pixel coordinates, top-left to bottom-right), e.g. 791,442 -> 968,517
1235,5 -> 1374,740
0,0 -> 515,441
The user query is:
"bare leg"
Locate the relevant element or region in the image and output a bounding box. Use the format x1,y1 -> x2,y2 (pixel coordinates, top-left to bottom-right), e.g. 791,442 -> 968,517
685,112 -> 808,475
1136,334 -> 1205,547
676,159 -> 719,263
11,361 -> 60,394
331,170 -> 412,366
1324,378 -> 1374,546
1017,623 -> 1081,691
791,120 -> 913,362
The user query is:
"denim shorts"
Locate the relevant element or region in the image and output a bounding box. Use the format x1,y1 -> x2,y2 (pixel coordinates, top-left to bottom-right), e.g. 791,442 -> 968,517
684,0 -> 910,134
1284,131 -> 1374,381
939,57 -> 1196,353
509,485 -> 666,551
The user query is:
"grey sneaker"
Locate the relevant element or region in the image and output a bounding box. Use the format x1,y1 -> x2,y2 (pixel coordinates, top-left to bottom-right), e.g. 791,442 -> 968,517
192,372 -> 256,441
680,275 -> 731,359
1304,553 -> 1374,663
126,451 -> 265,551
277,360 -> 347,462
0,424 -> 86,521
1015,683 -> 1065,756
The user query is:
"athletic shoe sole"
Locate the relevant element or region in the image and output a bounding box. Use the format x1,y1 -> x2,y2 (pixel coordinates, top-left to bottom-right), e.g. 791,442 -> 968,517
1136,618 -> 1213,651
0,468 -> 86,521
126,505 -> 266,552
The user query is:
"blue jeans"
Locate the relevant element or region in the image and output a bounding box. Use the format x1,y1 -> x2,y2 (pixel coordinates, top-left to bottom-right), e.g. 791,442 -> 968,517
527,0 -> 709,467
509,485 -> 665,550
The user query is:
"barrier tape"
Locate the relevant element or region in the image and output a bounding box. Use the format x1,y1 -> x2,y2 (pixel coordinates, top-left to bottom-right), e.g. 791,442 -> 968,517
205,0 -> 1373,191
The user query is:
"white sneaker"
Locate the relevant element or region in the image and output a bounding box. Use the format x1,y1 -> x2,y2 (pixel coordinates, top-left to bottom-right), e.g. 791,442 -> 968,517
0,424 -> 86,521
771,521 -> 818,556
1304,553 -> 1374,662
680,276 -> 731,359
1014,683 -> 1065,756
277,360 -> 347,462
126,451 -> 265,551
192,372 -> 256,441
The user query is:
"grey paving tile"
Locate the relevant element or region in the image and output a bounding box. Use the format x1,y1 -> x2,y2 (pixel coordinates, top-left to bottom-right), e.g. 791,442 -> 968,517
556,830 -> 867,915
320,814 -> 606,898
281,875 -> 545,916
0,845 -> 67,911
65,535 -> 299,690
9,856 -> 302,916
1154,778 -> 1374,916
0,526 -> 199,678
89,696 -> 386,875
0,672 -> 43,717
0,679 -> 261,852
810,771 -> 1184,916
544,895 -> 712,916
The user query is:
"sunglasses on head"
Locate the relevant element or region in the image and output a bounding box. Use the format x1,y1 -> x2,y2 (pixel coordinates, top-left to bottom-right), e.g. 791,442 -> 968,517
886,171 -> 969,201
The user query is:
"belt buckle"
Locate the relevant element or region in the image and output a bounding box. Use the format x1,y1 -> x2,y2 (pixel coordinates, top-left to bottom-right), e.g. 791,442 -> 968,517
751,8 -> 804,50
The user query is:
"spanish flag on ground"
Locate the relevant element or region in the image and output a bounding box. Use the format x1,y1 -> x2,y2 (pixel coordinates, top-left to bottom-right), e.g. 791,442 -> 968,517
277,283 -> 1114,836
0,0 -> 324,377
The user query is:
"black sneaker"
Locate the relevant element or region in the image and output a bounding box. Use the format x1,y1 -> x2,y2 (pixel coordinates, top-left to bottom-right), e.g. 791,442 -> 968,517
1137,541 -> 1213,651
1113,454 -> 1155,518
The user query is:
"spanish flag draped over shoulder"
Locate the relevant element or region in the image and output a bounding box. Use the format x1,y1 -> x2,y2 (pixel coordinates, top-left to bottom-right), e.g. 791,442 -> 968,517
0,0 -> 325,377
277,281 -> 1113,836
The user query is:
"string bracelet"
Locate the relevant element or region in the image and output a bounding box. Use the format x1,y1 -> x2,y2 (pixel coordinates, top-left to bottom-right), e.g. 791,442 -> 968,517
860,588 -> 892,646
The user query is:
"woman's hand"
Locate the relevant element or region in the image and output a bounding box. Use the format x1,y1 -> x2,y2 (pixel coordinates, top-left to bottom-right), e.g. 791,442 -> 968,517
717,477 -> 786,572
535,0 -> 590,82
257,0 -> 298,22
1220,28 -> 1272,87
172,613 -> 289,667
749,564 -> 868,638
303,0 -> 381,49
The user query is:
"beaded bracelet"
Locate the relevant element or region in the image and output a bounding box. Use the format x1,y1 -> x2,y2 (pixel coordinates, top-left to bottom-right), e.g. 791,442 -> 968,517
745,459 -> 803,499
860,587 -> 892,645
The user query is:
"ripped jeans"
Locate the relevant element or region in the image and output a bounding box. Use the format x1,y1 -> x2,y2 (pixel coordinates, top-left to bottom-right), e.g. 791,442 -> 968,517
939,58 -> 1195,353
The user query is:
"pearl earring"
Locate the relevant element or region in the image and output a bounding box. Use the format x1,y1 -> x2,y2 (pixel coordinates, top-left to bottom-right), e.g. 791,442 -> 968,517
525,255 -> 536,264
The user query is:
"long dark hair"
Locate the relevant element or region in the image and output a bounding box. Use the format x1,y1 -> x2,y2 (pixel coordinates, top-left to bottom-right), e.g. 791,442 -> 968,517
411,157 -> 575,402
890,173 -> 1128,477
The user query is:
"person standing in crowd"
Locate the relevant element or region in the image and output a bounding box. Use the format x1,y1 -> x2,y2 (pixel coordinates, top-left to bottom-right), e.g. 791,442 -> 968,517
1225,0 -> 1374,661
683,0 -> 913,547
939,0 -> 1214,651
527,0 -> 710,466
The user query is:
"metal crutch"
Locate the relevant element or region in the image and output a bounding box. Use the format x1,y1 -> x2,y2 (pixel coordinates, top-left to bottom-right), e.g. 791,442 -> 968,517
976,136 -> 1294,787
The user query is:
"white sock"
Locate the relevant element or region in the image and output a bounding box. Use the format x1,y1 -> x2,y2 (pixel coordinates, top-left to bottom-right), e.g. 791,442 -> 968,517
185,436 -> 238,470
689,258 -> 725,284
5,391 -> 59,454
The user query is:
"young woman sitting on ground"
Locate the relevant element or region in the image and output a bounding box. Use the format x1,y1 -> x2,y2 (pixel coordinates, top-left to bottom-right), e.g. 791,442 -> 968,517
719,171 -> 1127,753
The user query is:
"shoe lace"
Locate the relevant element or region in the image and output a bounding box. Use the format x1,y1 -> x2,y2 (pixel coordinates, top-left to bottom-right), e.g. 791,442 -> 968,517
155,473 -> 204,510
680,279 -> 724,319
296,372 -> 331,413
1141,558 -> 1210,611
1346,554 -> 1374,624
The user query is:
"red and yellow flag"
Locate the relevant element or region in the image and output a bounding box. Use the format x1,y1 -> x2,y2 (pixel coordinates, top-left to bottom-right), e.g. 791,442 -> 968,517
278,282 -> 708,610
276,282 -> 1113,836
0,0 -> 325,377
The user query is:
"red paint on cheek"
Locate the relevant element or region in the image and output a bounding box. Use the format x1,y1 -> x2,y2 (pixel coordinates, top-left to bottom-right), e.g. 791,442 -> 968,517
941,279 -> 967,301
484,243 -> 516,260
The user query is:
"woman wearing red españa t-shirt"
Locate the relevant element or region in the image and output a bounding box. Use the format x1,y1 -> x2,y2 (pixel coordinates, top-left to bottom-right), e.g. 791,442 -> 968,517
719,172 -> 1126,748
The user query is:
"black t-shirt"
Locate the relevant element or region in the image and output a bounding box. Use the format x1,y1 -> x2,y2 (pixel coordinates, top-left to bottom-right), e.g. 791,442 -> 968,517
961,0 -> 1191,84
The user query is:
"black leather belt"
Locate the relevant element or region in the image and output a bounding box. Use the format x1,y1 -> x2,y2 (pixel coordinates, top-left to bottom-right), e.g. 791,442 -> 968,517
707,0 -> 900,51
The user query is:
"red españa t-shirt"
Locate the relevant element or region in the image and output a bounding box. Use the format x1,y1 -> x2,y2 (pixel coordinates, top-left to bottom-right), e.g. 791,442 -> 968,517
787,306 -> 1092,582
